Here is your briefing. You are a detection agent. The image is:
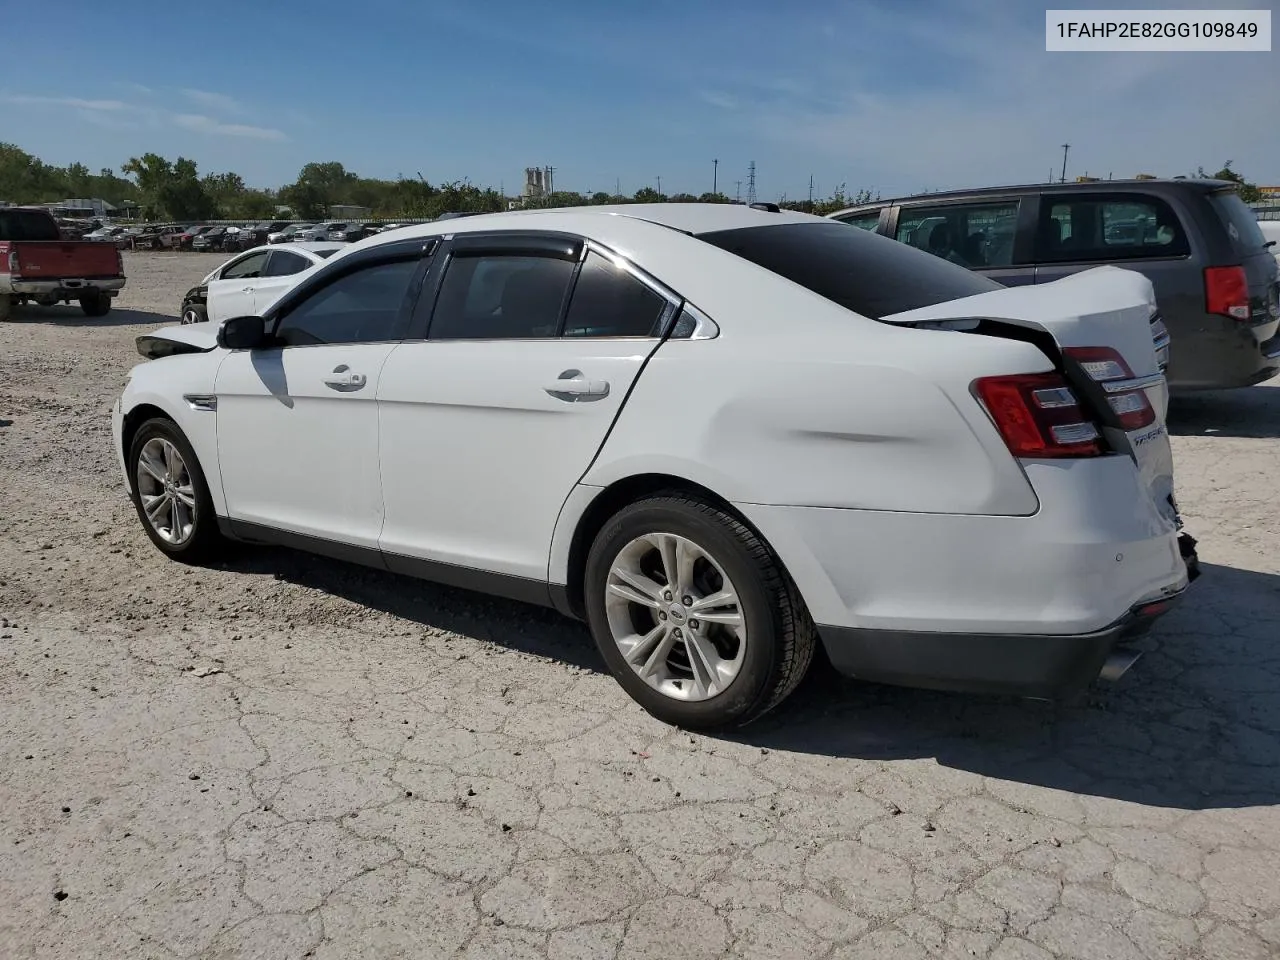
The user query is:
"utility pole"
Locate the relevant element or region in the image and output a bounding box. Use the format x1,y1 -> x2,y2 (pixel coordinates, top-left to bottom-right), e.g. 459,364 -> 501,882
1060,144 -> 1069,183
808,174 -> 814,209
746,161 -> 757,206
713,159 -> 718,196
656,175 -> 662,196
734,180 -> 742,202
615,177 -> 621,198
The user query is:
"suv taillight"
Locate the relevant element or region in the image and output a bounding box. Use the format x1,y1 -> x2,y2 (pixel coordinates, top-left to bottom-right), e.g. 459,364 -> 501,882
1204,265 -> 1250,321
1064,346 -> 1157,431
6,249 -> 18,276
974,373 -> 1104,458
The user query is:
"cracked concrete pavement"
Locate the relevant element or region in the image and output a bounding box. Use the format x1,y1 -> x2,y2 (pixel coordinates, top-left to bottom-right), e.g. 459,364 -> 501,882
2,251 -> 1279,959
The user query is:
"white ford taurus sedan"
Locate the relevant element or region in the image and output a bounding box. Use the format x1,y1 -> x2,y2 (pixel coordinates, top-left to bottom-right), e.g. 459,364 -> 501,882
113,204 -> 1197,728
179,242 -> 347,326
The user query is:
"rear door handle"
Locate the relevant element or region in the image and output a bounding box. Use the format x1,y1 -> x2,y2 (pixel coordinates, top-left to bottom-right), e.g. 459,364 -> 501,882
544,372 -> 609,400
323,365 -> 367,391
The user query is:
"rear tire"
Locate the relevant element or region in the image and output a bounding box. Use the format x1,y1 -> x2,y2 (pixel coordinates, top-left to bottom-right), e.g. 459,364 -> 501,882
0,294 -> 10,322
584,494 -> 816,730
127,417 -> 225,564
80,293 -> 111,317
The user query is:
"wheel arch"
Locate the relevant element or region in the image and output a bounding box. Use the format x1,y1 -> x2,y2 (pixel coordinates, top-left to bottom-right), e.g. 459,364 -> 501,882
119,393 -> 227,515
553,473 -> 791,621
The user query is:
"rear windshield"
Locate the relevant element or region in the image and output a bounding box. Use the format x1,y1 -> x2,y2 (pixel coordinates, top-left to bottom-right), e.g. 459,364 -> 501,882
0,210 -> 61,241
696,221 -> 1003,319
1208,190 -> 1267,255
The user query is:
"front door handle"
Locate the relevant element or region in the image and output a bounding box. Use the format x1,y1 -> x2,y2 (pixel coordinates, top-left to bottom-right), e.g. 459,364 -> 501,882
324,365 -> 367,391
544,371 -> 610,401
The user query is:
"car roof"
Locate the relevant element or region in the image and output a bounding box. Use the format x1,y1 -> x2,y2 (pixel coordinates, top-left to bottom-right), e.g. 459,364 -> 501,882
828,178 -> 1239,216
374,203 -> 822,243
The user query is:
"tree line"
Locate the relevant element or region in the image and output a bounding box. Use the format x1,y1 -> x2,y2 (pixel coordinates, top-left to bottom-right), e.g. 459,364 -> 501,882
0,142 -> 1264,222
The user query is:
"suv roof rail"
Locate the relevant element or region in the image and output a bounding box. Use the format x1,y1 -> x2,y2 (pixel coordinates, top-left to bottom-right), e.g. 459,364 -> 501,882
749,202 -> 781,212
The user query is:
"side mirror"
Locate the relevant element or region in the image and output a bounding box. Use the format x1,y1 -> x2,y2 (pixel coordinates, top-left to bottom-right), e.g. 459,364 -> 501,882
218,315 -> 267,350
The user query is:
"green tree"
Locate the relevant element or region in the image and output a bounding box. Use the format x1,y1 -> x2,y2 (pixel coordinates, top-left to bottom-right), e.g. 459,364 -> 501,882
1196,162 -> 1261,203
632,187 -> 664,203
668,192 -> 699,203
697,192 -> 731,203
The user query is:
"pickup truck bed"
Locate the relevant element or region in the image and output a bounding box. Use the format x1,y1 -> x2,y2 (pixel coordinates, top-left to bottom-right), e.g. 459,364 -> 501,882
0,208 -> 127,320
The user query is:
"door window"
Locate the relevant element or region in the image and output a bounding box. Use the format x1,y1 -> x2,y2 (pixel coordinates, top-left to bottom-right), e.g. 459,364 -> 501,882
562,251 -> 667,338
1035,194 -> 1190,262
428,254 -> 576,340
221,252 -> 269,280
264,251 -> 311,277
895,201 -> 1020,268
838,211 -> 883,232
273,258 -> 419,347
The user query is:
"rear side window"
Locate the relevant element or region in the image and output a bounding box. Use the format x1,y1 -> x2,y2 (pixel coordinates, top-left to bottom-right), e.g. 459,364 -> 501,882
895,200 -> 1020,268
1208,191 -> 1267,255
697,221 -> 1003,319
264,251 -> 310,277
1036,194 -> 1190,262
0,210 -> 60,241
429,254 -> 575,340
562,251 -> 667,337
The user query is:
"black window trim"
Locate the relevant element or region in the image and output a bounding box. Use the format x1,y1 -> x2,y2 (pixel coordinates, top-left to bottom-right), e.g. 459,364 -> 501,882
1033,190 -> 1193,265
406,231 -> 683,343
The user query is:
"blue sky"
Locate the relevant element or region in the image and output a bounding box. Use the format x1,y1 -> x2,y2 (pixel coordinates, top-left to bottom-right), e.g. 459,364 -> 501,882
1,0 -> 1276,199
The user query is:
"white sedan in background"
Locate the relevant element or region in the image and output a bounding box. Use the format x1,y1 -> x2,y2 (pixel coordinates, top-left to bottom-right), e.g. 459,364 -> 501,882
115,204 -> 1196,729
179,243 -> 346,325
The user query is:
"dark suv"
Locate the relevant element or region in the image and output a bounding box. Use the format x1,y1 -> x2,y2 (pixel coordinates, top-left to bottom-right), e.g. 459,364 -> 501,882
830,179 -> 1280,391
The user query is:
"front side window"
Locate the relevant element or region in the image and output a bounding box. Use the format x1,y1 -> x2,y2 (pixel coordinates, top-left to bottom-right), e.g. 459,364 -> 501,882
428,254 -> 575,340
273,258 -> 419,347
1036,194 -> 1190,262
838,210 -> 883,232
264,251 -> 310,277
562,251 -> 667,337
895,201 -> 1020,268
222,252 -> 269,280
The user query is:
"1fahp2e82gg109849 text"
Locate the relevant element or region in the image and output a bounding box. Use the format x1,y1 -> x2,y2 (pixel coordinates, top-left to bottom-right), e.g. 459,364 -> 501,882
1057,20 -> 1260,39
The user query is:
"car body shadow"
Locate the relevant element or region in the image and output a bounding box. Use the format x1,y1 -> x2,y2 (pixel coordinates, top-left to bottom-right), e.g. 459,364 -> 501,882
1167,381 -> 1280,439
222,545 -> 605,673
735,562 -> 1280,811
7,304 -> 177,328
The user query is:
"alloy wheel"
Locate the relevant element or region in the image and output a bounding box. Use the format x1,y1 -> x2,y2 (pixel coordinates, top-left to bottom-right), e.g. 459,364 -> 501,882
603,532 -> 747,701
136,437 -> 197,545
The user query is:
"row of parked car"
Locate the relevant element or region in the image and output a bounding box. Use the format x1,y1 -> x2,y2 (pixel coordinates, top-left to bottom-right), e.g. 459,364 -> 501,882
83,217 -> 477,253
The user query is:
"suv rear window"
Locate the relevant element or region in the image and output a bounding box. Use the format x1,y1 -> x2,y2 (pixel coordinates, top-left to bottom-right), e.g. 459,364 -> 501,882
0,210 -> 61,242
1036,194 -> 1190,262
1208,190 -> 1267,255
696,221 -> 1003,319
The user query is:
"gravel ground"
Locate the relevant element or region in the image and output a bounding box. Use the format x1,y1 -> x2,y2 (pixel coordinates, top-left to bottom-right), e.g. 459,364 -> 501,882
2,250 -> 1279,960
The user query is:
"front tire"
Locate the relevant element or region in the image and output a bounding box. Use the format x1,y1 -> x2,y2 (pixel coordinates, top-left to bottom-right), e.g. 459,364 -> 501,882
584,494 -> 816,730
80,293 -> 111,317
127,418 -> 224,563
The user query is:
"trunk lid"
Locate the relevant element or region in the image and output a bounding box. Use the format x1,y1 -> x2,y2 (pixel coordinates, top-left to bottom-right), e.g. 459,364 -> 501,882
13,241 -> 122,279
883,265 -> 1177,526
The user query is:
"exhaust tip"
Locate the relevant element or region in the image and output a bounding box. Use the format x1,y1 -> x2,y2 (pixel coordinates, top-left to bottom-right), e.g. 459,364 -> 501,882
1099,650 -> 1142,683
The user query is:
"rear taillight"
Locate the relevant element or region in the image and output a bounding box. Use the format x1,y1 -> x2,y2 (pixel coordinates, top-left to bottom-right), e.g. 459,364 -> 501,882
6,250 -> 18,276
974,373 -> 1104,458
116,250 -> 124,274
1204,265 -> 1250,321
1064,346 -> 1157,431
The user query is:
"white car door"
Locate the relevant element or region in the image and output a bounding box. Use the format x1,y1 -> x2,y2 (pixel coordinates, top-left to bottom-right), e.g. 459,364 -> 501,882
214,251 -> 424,548
377,237 -> 676,586
251,249 -> 318,315
207,250 -> 269,324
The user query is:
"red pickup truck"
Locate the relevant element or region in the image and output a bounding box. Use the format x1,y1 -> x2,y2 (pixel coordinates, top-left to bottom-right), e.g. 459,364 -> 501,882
0,207 -> 127,321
